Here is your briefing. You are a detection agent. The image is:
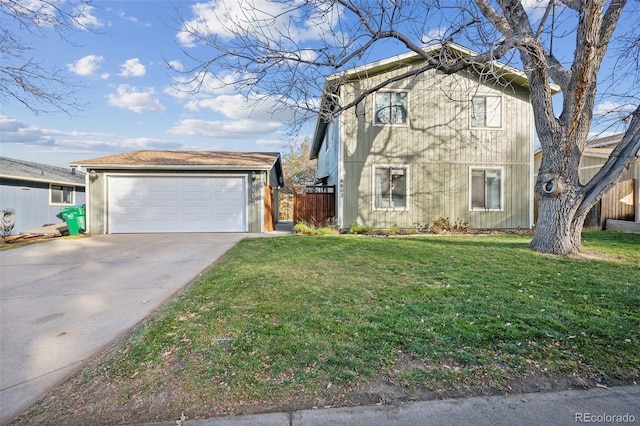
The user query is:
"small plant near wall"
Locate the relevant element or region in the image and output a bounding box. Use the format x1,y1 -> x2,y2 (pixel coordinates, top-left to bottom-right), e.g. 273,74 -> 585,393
347,222 -> 372,235
293,221 -> 339,235
430,217 -> 473,234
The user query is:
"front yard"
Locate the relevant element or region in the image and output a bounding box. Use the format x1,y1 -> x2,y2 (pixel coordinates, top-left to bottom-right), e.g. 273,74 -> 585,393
14,232 -> 640,425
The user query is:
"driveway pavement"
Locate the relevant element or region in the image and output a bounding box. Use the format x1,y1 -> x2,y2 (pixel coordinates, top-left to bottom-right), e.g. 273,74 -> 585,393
0,233 -> 246,425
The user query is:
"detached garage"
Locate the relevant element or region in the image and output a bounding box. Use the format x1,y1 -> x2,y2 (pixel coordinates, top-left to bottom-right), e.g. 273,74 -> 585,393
72,151 -> 283,234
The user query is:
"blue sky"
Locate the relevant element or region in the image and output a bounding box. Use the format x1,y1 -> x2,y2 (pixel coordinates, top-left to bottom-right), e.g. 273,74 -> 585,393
1,1 -> 303,168
1,1 -> 637,168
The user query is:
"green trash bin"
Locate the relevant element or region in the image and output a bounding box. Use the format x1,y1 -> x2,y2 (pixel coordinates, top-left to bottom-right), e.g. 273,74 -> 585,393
60,206 -> 86,235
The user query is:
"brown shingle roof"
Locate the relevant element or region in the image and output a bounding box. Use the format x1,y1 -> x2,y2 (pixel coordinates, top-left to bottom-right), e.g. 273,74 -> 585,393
72,150 -> 280,169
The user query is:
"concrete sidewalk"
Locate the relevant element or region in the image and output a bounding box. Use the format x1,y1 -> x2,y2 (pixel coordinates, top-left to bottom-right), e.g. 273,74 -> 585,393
0,233 -> 246,425
136,385 -> 639,426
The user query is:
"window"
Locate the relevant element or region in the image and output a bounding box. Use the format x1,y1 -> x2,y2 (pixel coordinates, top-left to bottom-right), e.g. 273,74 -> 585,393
375,91 -> 408,125
471,96 -> 501,128
470,168 -> 502,210
50,184 -> 74,205
374,166 -> 407,209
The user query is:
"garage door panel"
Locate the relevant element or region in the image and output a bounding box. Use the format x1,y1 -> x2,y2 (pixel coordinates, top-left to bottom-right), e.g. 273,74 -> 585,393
183,191 -> 211,200
184,207 -> 211,215
149,191 -> 178,201
216,192 -> 243,201
148,207 -> 179,216
108,176 -> 247,233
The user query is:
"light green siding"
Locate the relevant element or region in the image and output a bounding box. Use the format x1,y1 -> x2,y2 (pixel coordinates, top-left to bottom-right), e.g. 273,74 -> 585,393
338,66 -> 533,230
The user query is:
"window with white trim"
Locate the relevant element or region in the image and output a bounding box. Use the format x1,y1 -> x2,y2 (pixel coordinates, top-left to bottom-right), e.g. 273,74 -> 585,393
375,91 -> 408,125
471,96 -> 501,128
470,168 -> 502,210
50,184 -> 74,205
374,166 -> 407,209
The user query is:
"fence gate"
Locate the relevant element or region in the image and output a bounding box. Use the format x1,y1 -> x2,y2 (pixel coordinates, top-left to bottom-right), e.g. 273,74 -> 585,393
293,185 -> 335,227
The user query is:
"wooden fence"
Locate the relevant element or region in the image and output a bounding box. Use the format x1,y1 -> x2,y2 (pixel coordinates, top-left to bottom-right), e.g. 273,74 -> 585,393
293,185 -> 336,227
264,185 -> 275,232
584,179 -> 636,229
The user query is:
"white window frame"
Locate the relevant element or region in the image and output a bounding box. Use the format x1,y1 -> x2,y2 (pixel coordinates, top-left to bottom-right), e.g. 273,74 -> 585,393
470,95 -> 502,129
50,184 -> 75,205
469,167 -> 504,212
372,164 -> 410,211
373,90 -> 409,126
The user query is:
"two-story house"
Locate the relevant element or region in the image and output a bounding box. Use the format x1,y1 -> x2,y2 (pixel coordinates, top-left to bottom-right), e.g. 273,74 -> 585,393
311,43 -> 544,231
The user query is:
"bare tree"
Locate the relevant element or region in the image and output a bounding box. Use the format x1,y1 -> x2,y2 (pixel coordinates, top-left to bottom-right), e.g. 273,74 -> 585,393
177,0 -> 640,255
282,137 -> 317,194
0,0 -> 96,114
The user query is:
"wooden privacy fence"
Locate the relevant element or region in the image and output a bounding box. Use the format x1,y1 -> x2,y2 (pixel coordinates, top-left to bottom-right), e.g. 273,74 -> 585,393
583,179 -> 636,229
601,179 -> 635,222
293,185 -> 336,227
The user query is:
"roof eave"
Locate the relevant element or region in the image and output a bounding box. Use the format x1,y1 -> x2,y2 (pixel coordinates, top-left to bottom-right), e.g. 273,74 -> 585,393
71,164 -> 276,171
0,173 -> 86,187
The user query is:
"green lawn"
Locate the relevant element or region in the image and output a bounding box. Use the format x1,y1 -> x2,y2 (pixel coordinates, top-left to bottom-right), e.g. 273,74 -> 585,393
16,232 -> 640,424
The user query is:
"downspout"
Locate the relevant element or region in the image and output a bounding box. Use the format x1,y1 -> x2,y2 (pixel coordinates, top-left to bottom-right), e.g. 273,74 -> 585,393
529,104 -> 535,229
338,117 -> 345,229
634,159 -> 640,223
85,171 -> 91,233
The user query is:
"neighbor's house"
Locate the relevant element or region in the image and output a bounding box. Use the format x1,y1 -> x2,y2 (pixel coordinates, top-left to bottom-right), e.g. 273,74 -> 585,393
535,133 -> 640,231
71,151 -> 283,234
311,43 -> 548,231
0,157 -> 86,234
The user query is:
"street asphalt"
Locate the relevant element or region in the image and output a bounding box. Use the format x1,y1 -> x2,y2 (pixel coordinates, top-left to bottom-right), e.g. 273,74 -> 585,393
0,232 -> 247,425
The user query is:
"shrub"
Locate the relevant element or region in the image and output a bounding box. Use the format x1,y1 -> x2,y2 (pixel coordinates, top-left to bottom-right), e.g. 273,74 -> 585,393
293,221 -> 339,235
347,222 -> 372,235
430,217 -> 473,234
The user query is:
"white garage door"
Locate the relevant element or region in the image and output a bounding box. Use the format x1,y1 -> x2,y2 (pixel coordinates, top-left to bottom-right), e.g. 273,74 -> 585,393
108,176 -> 247,233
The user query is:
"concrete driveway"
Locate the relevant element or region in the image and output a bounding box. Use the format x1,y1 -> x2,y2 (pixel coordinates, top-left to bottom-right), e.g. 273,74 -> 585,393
0,233 -> 246,424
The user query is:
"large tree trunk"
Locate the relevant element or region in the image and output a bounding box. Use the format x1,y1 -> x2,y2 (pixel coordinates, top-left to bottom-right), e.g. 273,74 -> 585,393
531,177 -> 585,255
530,137 -> 587,255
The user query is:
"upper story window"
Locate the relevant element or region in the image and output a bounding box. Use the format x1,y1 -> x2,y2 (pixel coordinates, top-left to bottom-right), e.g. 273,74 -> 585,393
375,91 -> 408,125
374,166 -> 408,209
471,96 -> 502,128
50,184 -> 74,205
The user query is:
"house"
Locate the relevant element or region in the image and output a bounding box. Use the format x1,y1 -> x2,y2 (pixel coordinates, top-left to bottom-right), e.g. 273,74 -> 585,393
71,150 -> 284,234
0,157 -> 86,234
534,133 -> 639,231
310,43 -> 544,231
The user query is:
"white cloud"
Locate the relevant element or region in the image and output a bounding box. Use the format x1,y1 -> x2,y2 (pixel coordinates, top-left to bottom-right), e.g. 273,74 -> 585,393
422,27 -> 447,45
177,0 -> 341,47
0,116 -> 180,154
256,138 -> 289,148
0,116 -> 55,145
119,58 -> 146,77
106,85 -> 165,113
184,93 -> 290,122
168,60 -> 185,72
118,10 -> 138,23
520,0 -> 554,22
73,4 -> 104,29
168,118 -> 281,138
67,55 -> 105,77
165,71 -> 242,100
594,101 -> 636,117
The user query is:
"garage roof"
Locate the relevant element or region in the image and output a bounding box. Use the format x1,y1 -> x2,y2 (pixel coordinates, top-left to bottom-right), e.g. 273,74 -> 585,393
72,150 -> 281,171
